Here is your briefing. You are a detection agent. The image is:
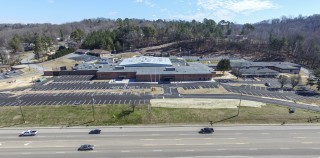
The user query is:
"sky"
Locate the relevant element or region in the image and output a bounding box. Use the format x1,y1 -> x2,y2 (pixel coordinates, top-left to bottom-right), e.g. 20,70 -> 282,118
0,0 -> 319,24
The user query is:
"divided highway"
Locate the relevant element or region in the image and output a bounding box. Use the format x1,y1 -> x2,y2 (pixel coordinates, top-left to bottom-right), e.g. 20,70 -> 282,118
0,125 -> 320,158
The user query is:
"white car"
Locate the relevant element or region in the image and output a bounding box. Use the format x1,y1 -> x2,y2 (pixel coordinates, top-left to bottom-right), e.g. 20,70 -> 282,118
19,130 -> 38,136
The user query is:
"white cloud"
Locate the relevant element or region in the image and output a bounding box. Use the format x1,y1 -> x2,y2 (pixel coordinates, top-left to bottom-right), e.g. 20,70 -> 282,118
135,0 -> 155,7
48,0 -> 55,4
172,0 -> 276,22
197,0 -> 276,13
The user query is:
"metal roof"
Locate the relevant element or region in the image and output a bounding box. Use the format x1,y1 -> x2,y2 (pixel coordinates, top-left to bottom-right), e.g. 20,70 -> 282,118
239,67 -> 279,76
98,62 -> 213,75
119,56 -> 172,67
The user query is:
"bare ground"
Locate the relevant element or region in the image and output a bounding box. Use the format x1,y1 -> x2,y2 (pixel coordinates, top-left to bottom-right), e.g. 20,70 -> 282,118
150,98 -> 266,109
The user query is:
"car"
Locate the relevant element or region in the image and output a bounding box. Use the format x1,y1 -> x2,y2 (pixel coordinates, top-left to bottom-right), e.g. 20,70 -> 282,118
78,144 -> 94,151
198,127 -> 214,134
89,129 -> 101,134
265,82 -> 271,87
19,130 -> 38,137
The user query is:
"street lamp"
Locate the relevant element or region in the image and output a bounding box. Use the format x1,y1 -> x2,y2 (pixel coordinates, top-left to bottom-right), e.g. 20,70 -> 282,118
237,93 -> 242,116
91,95 -> 95,121
17,97 -> 25,123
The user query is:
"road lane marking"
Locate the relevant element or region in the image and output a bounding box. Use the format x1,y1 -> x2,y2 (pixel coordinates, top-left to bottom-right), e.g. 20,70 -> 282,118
235,143 -> 247,144
185,149 -> 194,152
143,144 -> 158,146
175,144 -> 185,146
280,148 -> 290,150
216,149 -> 227,151
302,142 -> 313,144
21,152 -> 31,154
152,150 -> 162,152
249,148 -> 257,150
294,137 -> 306,139
24,142 -> 31,146
121,150 -> 131,153
56,152 -> 66,154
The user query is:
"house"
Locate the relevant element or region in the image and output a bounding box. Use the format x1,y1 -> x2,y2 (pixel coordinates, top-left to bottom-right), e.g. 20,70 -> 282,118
231,61 -> 301,77
237,67 -> 279,78
75,49 -> 89,54
87,49 -> 110,58
0,65 -> 11,73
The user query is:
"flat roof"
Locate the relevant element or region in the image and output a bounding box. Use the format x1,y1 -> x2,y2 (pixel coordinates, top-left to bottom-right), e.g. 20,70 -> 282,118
239,67 -> 279,76
98,62 -> 213,75
119,56 -> 172,67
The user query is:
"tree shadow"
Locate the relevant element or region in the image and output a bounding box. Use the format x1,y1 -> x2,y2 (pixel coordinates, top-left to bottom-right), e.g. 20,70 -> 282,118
117,110 -> 133,118
213,114 -> 238,124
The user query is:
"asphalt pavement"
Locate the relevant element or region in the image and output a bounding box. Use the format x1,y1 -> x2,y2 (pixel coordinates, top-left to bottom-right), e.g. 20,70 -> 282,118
0,125 -> 320,158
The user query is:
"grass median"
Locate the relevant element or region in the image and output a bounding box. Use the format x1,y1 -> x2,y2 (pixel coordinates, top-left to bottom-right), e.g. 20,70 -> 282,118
0,104 -> 319,127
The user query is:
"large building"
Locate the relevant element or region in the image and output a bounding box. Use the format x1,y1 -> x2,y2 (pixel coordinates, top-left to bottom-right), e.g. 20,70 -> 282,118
44,56 -> 216,82
231,61 -> 301,77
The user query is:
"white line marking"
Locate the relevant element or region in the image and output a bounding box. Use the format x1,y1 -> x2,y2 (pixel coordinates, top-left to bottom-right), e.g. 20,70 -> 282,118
280,148 -> 290,150
185,149 -> 194,152
152,150 -> 162,152
216,149 -> 227,151
121,150 -> 130,153
55,152 -> 66,154
302,142 -> 313,144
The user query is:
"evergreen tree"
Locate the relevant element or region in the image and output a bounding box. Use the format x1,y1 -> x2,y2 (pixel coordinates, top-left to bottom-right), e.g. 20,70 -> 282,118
9,35 -> 22,53
216,59 -> 231,74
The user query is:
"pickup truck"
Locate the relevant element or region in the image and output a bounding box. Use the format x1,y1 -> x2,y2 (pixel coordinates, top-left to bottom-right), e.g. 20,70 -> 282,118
19,130 -> 38,137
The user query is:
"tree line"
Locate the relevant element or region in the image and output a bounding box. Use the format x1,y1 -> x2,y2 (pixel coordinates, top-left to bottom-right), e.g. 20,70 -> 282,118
0,15 -> 319,72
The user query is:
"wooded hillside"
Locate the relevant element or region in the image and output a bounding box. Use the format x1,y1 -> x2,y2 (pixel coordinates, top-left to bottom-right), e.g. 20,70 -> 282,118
0,15 -> 319,69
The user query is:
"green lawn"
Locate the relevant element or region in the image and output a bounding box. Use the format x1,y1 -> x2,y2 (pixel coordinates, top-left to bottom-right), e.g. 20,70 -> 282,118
0,104 -> 319,127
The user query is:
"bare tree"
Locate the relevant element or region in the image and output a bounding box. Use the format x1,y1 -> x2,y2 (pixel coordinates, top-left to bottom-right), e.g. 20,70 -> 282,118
290,74 -> 301,89
130,103 -> 137,112
278,75 -> 288,89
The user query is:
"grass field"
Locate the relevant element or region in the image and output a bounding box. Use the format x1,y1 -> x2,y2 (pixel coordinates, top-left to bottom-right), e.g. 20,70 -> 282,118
0,104 -> 319,127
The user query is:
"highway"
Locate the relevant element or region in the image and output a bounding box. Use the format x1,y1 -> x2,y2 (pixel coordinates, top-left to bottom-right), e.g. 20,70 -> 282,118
0,125 -> 320,158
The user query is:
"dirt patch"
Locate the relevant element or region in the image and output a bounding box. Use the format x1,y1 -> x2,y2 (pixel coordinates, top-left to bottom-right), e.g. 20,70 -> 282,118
151,98 -> 266,109
0,68 -> 41,91
42,58 -> 79,70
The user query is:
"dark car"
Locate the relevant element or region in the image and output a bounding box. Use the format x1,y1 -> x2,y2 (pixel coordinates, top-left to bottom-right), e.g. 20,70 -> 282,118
265,82 -> 271,87
78,144 -> 94,151
89,129 -> 101,134
199,127 -> 214,134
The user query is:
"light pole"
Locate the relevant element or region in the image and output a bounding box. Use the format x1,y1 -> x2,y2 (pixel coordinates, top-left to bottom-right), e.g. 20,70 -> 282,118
17,97 -> 25,123
91,95 -> 95,121
237,93 -> 242,116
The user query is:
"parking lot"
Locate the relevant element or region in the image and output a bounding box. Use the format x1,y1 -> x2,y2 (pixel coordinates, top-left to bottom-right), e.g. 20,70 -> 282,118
224,85 -> 320,101
0,90 -> 151,106
178,82 -> 219,90
33,75 -> 150,91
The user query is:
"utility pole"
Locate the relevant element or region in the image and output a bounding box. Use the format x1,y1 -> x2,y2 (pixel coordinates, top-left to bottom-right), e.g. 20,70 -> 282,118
17,97 -> 25,123
91,95 -> 95,121
237,93 -> 242,116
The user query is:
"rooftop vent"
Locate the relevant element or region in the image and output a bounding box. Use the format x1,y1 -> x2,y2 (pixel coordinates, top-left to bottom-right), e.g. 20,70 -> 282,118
114,66 -> 125,70
165,67 -> 175,71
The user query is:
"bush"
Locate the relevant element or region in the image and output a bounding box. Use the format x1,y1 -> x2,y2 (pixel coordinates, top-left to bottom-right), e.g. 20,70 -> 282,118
48,48 -> 75,60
